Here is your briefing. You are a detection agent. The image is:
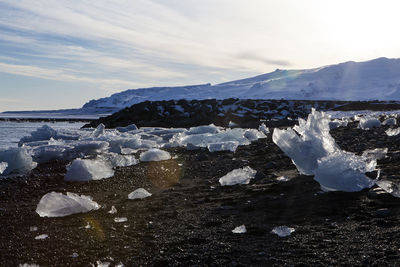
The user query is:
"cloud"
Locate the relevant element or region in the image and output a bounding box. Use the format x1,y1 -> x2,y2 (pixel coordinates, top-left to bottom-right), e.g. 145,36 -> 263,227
235,52 -> 292,67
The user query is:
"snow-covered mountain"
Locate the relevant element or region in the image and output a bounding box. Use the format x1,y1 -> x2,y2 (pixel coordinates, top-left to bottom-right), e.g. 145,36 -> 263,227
82,57 -> 400,112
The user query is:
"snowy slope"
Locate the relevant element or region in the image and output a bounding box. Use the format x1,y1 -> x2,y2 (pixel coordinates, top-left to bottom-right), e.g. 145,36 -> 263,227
82,58 -> 400,112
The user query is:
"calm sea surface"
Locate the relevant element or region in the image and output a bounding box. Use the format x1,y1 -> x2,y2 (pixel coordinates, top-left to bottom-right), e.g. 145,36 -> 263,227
0,121 -> 85,149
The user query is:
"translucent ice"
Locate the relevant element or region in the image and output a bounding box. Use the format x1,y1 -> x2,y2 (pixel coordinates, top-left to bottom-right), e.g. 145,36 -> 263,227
258,123 -> 270,135
36,192 -> 100,217
375,180 -> 400,198
382,118 -> 397,126
359,117 -> 381,129
219,166 -> 257,186
314,151 -> 376,192
232,225 -> 247,234
207,141 -> 239,152
271,226 -> 295,237
108,206 -> 117,214
139,148 -> 171,162
244,129 -> 267,141
0,147 -> 37,175
362,148 -> 388,161
0,162 -> 8,174
64,158 -> 114,181
128,188 -> 152,200
187,124 -> 221,135
272,109 -> 338,175
329,118 -> 348,129
91,123 -> 105,137
99,153 -> 138,168
116,124 -> 138,132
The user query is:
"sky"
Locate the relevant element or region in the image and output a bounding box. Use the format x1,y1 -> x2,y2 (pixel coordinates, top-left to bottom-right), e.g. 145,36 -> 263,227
1,0 -> 400,111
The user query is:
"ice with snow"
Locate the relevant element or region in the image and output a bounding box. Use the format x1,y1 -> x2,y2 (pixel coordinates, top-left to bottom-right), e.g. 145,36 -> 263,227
36,192 -> 100,217
128,188 -> 152,200
0,147 -> 37,175
232,225 -> 247,234
359,117 -> 381,129
64,158 -> 114,181
219,166 -> 257,186
140,148 -> 171,162
271,226 -> 295,237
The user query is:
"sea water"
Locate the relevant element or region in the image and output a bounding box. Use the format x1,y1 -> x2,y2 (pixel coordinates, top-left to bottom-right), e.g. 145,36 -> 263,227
0,121 -> 85,149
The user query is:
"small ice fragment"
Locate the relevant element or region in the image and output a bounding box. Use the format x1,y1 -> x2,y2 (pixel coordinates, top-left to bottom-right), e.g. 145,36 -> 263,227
108,205 -> 117,214
271,226 -> 295,237
128,188 -> 152,200
71,252 -> 79,258
276,176 -> 289,182
386,127 -> 400,136
258,123 -> 270,135
362,148 -> 388,160
30,226 -> 38,232
85,223 -> 91,229
219,166 -> 257,186
376,180 -> 400,198
139,148 -> 171,162
114,217 -> 128,223
0,162 -> 8,174
228,121 -> 238,127
96,261 -> 111,267
19,263 -> 40,267
36,192 -> 100,217
232,225 -> 247,234
35,234 -> 48,240
115,262 -> 125,267
91,123 -> 105,137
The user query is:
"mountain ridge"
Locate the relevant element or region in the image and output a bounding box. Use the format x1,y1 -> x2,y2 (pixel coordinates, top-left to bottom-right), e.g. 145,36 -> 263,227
82,57 -> 400,112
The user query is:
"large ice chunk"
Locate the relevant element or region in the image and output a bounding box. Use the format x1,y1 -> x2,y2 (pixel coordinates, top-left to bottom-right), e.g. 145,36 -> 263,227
139,148 -> 171,162
64,158 -> 114,181
359,117 -> 381,129
36,191 -> 100,217
0,147 -> 37,175
32,145 -> 72,163
19,125 -> 79,146
329,118 -> 348,129
273,109 -> 338,175
314,151 -> 376,192
91,123 -> 105,137
219,166 -> 257,186
382,118 -> 397,126
0,162 -> 8,174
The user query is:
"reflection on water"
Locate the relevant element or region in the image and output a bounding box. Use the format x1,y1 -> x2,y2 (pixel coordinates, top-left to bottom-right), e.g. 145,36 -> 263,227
146,159 -> 182,189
